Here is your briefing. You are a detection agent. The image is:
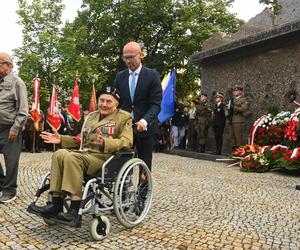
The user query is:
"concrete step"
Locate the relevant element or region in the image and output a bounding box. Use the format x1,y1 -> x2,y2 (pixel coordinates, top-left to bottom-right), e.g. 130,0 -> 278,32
165,149 -> 239,163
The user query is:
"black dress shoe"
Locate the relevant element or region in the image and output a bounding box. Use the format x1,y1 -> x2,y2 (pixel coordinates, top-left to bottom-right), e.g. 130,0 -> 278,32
31,203 -> 61,216
57,208 -> 78,222
296,185 -> 300,191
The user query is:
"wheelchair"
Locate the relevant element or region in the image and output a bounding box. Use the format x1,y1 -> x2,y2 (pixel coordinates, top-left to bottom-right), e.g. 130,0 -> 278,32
27,151 -> 153,241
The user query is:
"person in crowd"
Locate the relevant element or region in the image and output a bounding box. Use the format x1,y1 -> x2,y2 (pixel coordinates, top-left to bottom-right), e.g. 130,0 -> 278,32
114,41 -> 162,170
187,99 -> 198,151
57,101 -> 68,135
26,108 -> 44,153
23,104 -> 33,152
171,103 -> 187,149
66,111 -> 83,136
212,92 -> 226,155
181,106 -> 190,149
227,85 -> 248,151
30,87 -> 133,223
0,52 -> 28,203
195,93 -> 212,153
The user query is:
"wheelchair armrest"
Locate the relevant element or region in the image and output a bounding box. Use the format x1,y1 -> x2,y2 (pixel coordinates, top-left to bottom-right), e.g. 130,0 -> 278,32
114,151 -> 135,157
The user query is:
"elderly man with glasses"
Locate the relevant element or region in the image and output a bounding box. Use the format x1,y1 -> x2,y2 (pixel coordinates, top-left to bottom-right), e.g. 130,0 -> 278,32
0,52 -> 28,203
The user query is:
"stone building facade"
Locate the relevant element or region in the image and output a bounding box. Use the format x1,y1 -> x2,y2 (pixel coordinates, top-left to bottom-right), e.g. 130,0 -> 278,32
190,0 -> 300,153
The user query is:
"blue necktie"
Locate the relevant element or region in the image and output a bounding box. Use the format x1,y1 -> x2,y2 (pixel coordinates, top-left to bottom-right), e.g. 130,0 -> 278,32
130,72 -> 136,102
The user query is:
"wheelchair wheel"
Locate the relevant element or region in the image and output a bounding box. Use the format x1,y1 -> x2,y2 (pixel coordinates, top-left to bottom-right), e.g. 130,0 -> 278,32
113,158 -> 153,228
89,216 -> 111,241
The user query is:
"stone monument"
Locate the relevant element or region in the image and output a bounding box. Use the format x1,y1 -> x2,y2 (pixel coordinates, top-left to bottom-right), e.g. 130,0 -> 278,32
190,0 -> 300,153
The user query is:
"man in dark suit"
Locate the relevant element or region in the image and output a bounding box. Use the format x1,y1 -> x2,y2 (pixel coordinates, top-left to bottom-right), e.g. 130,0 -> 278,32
212,92 -> 226,155
114,41 -> 162,170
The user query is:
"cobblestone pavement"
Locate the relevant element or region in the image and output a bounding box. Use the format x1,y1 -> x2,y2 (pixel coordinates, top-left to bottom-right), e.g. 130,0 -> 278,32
0,152 -> 299,250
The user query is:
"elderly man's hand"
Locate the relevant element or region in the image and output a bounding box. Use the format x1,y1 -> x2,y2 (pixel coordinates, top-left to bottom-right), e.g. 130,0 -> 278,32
8,130 -> 18,142
41,128 -> 61,144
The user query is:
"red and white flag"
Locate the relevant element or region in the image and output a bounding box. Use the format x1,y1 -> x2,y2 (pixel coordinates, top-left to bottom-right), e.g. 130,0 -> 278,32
89,81 -> 97,113
46,85 -> 61,130
31,77 -> 42,131
67,79 -> 81,122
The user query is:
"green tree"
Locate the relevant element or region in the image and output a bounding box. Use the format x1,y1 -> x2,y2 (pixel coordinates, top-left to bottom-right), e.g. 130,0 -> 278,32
15,0 -> 64,109
65,0 -> 242,101
15,0 -> 242,108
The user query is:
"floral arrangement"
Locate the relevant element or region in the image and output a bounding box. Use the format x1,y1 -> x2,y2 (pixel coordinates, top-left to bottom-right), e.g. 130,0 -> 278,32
232,144 -> 260,157
249,109 -> 299,148
240,153 -> 270,173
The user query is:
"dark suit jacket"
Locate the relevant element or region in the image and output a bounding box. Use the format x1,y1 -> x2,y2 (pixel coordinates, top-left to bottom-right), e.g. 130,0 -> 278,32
114,66 -> 162,136
212,103 -> 226,128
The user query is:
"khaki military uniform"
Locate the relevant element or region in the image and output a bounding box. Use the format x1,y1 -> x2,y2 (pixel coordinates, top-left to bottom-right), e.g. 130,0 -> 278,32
195,101 -> 212,152
49,109 -> 133,196
231,96 -> 248,148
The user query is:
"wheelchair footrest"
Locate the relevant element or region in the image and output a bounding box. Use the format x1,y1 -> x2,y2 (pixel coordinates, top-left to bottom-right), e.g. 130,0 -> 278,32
27,203 -> 82,228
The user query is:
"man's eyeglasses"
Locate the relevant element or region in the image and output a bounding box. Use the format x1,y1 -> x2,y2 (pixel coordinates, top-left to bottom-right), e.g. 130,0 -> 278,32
122,54 -> 138,62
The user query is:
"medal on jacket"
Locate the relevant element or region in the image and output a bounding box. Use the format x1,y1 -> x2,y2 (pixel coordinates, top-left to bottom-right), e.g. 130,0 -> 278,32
98,126 -> 115,136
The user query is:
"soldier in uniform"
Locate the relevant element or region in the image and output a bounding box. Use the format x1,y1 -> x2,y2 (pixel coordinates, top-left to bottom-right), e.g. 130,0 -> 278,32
212,92 -> 226,155
195,93 -> 212,153
228,85 -> 248,150
31,87 -> 133,223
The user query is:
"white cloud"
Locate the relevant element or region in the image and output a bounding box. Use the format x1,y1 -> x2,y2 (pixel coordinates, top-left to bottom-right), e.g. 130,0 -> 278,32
0,0 -> 82,55
1,0 -> 265,56
227,0 -> 265,22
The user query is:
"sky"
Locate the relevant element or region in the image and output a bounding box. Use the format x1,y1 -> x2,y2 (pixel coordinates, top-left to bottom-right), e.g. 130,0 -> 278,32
0,0 -> 265,56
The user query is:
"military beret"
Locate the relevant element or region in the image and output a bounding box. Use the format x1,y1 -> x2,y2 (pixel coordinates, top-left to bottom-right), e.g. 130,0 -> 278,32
233,85 -> 243,91
215,92 -> 224,99
200,93 -> 207,97
96,86 -> 120,101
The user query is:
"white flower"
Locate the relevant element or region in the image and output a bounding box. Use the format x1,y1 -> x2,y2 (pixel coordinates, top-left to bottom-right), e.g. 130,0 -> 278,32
262,124 -> 266,128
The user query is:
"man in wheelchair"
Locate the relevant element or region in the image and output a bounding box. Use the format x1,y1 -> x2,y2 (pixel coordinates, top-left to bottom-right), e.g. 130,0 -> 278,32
30,87 -> 133,224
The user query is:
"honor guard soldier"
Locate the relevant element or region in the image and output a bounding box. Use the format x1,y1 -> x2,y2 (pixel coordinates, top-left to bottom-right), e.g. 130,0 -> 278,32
227,85 -> 248,150
212,92 -> 226,155
195,93 -> 212,153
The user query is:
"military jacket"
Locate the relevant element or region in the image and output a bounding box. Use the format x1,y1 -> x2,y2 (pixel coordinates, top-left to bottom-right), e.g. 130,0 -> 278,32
60,109 -> 133,155
195,101 -> 212,127
232,96 -> 248,123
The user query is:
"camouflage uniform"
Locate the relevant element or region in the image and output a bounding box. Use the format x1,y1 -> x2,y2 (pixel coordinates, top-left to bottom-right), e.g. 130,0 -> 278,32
195,100 -> 212,153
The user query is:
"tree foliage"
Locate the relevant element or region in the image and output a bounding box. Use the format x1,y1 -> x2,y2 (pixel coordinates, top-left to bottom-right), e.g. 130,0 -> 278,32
15,0 -> 242,109
259,0 -> 282,16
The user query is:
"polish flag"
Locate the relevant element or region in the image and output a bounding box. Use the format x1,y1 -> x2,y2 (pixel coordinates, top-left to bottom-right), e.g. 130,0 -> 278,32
46,85 -> 61,130
67,79 -> 81,122
89,80 -> 97,113
31,77 -> 42,131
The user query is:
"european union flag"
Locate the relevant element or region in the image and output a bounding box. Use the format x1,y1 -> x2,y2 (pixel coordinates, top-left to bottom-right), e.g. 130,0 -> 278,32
158,69 -> 176,123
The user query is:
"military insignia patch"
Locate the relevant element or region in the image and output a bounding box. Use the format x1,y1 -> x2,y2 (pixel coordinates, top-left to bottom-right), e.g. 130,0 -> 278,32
106,121 -> 116,127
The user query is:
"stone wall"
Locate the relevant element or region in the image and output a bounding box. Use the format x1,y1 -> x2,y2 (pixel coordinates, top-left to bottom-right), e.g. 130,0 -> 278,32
201,43 -> 300,153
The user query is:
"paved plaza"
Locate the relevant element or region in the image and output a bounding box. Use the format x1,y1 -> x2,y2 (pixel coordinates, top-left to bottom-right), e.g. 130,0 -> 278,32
0,152 -> 299,249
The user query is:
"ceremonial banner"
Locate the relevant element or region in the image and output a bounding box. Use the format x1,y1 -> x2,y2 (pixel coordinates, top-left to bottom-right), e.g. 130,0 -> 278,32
158,69 -> 176,123
89,81 -> 97,113
46,85 -> 61,130
32,77 -> 41,131
67,79 -> 81,121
